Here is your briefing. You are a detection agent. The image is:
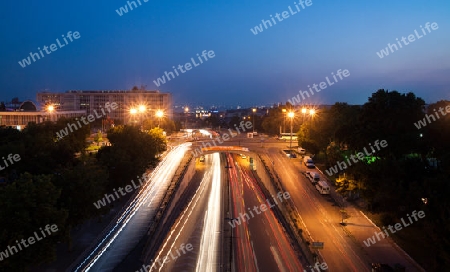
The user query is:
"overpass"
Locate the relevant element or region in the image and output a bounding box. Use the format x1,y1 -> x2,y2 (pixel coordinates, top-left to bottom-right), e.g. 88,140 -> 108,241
190,145 -> 250,157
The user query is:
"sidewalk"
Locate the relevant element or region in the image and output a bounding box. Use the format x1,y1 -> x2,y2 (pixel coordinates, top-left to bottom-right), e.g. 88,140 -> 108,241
306,161 -> 425,271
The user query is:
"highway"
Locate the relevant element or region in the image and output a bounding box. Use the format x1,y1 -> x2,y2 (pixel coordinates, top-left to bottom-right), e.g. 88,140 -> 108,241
204,132 -> 423,271
145,152 -> 223,272
69,143 -> 190,272
261,148 -> 370,271
228,153 -> 304,272
71,131 -> 423,271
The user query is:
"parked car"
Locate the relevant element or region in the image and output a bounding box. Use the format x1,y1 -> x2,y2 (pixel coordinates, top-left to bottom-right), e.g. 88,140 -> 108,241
297,147 -> 306,154
306,171 -> 320,184
315,180 -> 330,194
303,156 -> 315,168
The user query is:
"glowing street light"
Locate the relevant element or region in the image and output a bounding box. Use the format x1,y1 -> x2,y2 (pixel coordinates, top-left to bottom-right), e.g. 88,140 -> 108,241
184,107 -> 189,129
129,108 -> 139,126
288,111 -> 295,158
309,109 -> 316,116
137,105 -> 147,128
301,107 -> 307,124
46,105 -> 55,122
252,108 -> 256,133
156,110 -> 164,127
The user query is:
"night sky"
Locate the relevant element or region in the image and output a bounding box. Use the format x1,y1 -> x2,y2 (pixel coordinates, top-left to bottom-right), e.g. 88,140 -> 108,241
1,0 -> 449,106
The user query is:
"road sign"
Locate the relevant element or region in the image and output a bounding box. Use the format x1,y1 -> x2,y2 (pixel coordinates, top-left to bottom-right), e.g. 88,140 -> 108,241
311,242 -> 324,249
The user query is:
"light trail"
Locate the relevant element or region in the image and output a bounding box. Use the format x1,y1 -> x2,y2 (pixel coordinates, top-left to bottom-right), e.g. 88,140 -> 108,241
148,154 -> 214,271
195,153 -> 221,272
227,154 -> 257,272
71,143 -> 190,272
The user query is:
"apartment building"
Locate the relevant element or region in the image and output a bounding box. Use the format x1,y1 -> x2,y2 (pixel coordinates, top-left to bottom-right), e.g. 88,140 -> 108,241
37,90 -> 172,124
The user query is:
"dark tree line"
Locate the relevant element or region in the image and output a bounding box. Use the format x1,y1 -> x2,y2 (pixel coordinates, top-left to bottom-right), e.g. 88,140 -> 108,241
302,90 -> 449,269
257,89 -> 450,269
0,120 -> 166,270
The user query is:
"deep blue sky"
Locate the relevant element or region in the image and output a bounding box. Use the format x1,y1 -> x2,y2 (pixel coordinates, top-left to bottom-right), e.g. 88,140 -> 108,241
1,0 -> 449,106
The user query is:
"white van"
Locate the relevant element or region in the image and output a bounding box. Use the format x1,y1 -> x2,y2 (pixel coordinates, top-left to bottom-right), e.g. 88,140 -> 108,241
306,171 -> 320,184
315,181 -> 330,194
303,156 -> 315,168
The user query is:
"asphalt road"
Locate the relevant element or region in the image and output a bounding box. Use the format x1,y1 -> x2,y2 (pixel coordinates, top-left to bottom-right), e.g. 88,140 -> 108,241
145,152 -> 224,272
251,138 -> 423,271
69,143 -> 190,272
197,131 -> 423,271
228,153 -> 304,272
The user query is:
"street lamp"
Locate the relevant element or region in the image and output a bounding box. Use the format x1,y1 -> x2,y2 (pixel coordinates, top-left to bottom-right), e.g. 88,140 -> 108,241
156,110 -> 164,127
47,105 -> 55,122
138,105 -> 146,129
301,107 -> 307,124
129,108 -> 137,126
288,111 -> 295,158
252,108 -> 256,133
184,106 -> 189,129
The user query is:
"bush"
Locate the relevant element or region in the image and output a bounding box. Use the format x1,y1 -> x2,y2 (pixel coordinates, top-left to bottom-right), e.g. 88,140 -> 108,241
380,213 -> 395,226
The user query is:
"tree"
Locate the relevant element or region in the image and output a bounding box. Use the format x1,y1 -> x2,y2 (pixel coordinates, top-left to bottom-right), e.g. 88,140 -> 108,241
422,100 -> 450,169
355,89 -> 425,159
53,161 -> 108,232
94,131 -> 103,146
148,127 -> 168,156
261,107 -> 284,135
0,173 -> 68,270
98,125 -> 167,187
204,115 -> 221,129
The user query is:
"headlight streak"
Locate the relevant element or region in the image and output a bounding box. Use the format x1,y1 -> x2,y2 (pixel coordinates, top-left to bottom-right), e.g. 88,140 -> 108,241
150,156 -> 214,271
74,143 -> 190,272
195,153 -> 221,272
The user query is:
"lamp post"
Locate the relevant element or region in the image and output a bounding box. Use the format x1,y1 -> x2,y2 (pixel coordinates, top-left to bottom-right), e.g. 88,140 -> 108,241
47,105 -> 55,122
129,108 -> 137,126
288,111 -> 294,158
156,110 -> 164,128
308,109 -> 315,139
252,108 -> 256,134
184,106 -> 189,129
138,105 -> 146,130
301,107 -> 307,125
